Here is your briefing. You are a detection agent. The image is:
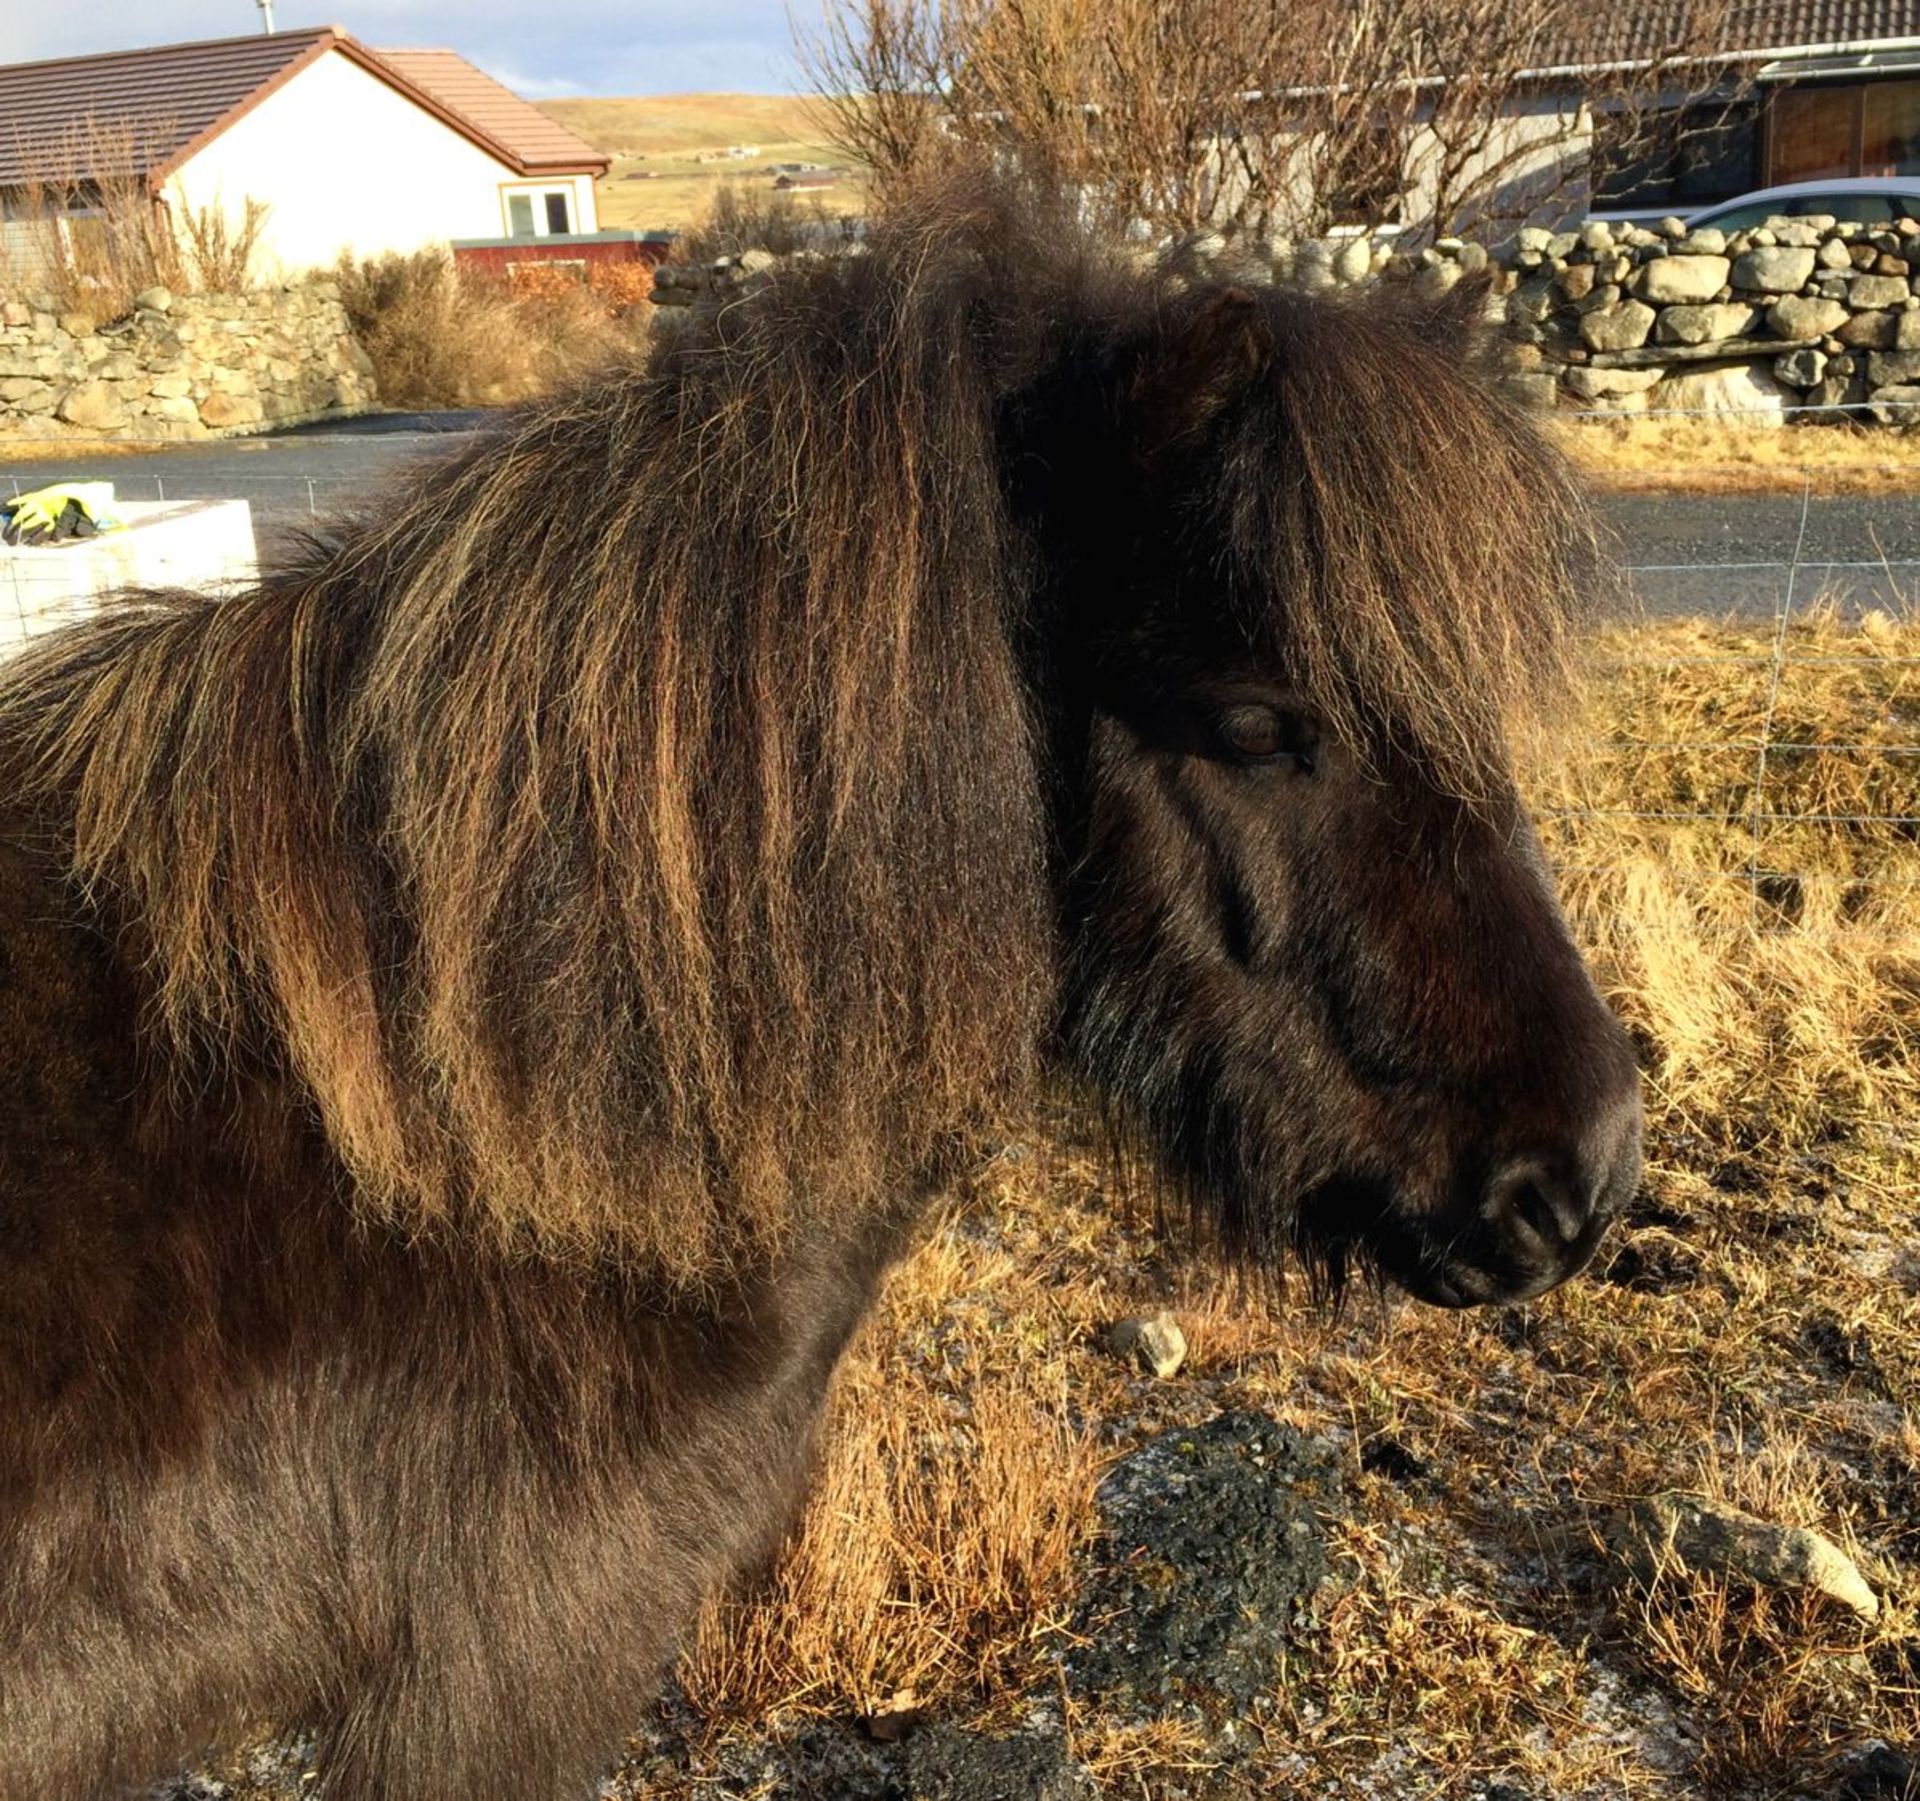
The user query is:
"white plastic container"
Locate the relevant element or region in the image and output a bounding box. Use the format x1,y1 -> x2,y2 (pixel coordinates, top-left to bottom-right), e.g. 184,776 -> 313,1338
0,496 -> 258,654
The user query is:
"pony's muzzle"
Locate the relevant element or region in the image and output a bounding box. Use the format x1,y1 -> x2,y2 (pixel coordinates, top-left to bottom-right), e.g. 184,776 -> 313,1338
1458,1100 -> 1643,1304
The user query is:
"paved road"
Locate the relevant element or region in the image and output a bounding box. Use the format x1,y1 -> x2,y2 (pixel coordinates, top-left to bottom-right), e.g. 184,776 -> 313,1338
5,414 -> 1918,619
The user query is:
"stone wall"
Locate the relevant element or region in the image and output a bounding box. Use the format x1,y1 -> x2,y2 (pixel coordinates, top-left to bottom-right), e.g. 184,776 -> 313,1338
0,282 -> 378,442
1491,213 -> 1920,423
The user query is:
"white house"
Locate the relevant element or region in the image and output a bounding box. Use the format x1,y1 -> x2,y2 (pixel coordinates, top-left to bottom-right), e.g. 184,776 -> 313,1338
0,27 -> 609,281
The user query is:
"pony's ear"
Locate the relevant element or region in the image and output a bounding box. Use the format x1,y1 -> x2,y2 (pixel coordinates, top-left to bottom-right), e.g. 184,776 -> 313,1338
1129,286 -> 1268,464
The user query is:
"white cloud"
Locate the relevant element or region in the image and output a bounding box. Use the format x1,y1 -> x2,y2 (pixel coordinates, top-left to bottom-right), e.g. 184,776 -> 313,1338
0,0 -> 806,95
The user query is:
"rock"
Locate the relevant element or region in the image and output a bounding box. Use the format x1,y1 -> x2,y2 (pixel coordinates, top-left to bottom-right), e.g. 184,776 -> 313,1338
1070,1412 -> 1333,1714
1505,277 -> 1555,326
1869,382 -> 1920,426
1614,1491 -> 1880,1620
1654,301 -> 1759,345
1658,214 -> 1688,239
56,310 -> 95,337
54,381 -> 129,430
1108,1313 -> 1188,1379
196,391 -> 264,429
1869,349 -> 1920,387
1819,236 -> 1855,270
1674,228 -> 1728,256
1851,272 -> 1913,309
1770,294 -> 1850,338
1775,347 -> 1828,387
1502,371 -> 1560,411
0,301 -> 28,327
1839,310 -> 1899,349
1655,361 -> 1789,425
903,1727 -> 1095,1801
1516,226 -> 1554,254
0,376 -> 45,402
1635,254 -> 1731,303
1578,220 -> 1613,252
1563,365 -> 1664,400
133,286 -> 173,313
1456,241 -> 1489,274
1331,237 -> 1372,284
1831,1744 -> 1920,1800
736,248 -> 778,275
1556,263 -> 1596,301
1766,220 -> 1825,248
1732,245 -> 1818,292
1580,298 -> 1657,352
1899,309 -> 1920,351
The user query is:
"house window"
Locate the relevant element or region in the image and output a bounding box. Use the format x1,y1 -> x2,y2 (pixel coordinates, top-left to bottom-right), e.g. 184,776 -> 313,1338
1773,87 -> 1856,182
1768,80 -> 1920,183
1863,80 -> 1920,175
1592,101 -> 1760,213
503,186 -> 575,239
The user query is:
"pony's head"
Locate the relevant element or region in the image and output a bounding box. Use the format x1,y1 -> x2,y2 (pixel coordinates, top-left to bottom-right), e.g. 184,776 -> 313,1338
1006,278 -> 1640,1305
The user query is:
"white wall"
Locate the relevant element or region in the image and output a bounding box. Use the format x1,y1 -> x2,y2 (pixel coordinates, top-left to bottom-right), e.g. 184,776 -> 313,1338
164,50 -> 530,277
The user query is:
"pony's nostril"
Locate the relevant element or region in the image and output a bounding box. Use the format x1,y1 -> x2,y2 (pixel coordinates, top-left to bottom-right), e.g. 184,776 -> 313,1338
1486,1158 -> 1588,1251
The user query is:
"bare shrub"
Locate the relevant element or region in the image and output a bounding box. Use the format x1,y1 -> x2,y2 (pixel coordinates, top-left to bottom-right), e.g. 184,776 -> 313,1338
0,115 -> 269,314
670,182 -> 850,264
807,0 -> 1754,243
333,247 -> 652,409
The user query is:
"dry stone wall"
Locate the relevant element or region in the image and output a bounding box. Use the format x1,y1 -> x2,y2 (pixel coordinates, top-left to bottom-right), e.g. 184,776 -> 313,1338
0,282 -> 377,442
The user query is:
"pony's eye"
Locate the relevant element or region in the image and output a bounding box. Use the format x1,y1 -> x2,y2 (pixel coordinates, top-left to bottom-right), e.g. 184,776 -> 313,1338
1217,705 -> 1315,770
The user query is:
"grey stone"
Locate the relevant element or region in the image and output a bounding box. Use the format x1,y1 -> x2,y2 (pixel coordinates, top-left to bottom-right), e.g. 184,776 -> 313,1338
1673,228 -> 1728,256
1635,253 -> 1730,303
1613,1491 -> 1879,1620
1556,262 -> 1596,301
1768,294 -> 1850,338
1764,220 -> 1824,248
1731,245 -> 1818,292
1774,347 -> 1828,387
1869,349 -> 1920,387
1108,1314 -> 1188,1379
1653,301 -> 1758,345
1331,237 -> 1372,283
1563,365 -> 1664,399
133,286 -> 172,313
1896,308 -> 1920,350
55,381 -> 129,430
1869,382 -> 1920,425
1502,371 -> 1560,410
1656,361 -> 1789,425
1851,272 -> 1913,309
1579,298 -> 1657,352
1578,220 -> 1613,252
1838,310 -> 1898,349
735,247 -> 779,274
1818,236 -> 1854,270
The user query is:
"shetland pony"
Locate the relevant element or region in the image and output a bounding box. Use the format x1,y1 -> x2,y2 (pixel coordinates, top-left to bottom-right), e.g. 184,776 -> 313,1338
0,189 -> 1638,1796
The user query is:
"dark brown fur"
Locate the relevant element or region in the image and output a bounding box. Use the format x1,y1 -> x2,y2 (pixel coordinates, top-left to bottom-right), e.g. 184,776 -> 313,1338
0,184 -> 1638,1796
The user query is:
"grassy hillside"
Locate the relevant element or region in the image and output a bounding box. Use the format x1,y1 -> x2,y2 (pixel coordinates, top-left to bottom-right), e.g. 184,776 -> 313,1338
537,93 -> 867,233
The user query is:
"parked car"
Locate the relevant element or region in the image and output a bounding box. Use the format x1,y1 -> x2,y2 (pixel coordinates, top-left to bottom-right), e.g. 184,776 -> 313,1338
1684,177 -> 1920,232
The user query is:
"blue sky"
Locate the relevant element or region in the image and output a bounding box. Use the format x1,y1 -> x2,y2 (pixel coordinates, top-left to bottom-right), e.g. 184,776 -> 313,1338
0,1 -> 810,96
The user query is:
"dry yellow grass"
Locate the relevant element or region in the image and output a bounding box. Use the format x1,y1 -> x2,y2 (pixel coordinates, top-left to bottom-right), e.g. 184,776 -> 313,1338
648,607 -> 1920,1799
1558,414 -> 1920,495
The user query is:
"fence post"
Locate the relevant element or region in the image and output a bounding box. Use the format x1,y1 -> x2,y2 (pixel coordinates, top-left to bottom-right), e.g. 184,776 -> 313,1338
1748,473 -> 1812,916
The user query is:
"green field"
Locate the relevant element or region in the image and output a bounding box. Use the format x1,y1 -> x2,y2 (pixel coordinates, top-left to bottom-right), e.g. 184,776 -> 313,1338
536,94 -> 867,233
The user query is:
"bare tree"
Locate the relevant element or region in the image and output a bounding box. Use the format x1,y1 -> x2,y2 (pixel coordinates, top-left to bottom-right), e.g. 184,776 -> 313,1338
801,0 -> 1757,244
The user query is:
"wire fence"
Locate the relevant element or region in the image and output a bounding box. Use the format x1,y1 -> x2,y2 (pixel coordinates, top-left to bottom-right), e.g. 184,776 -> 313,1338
2,447 -> 1917,942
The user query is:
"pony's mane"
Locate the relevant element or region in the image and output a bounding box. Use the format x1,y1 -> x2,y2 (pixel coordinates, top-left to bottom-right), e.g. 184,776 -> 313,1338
0,182 -> 1596,1281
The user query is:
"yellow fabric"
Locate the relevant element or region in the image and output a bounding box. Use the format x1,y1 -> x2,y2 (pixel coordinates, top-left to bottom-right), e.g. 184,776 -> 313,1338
4,482 -> 120,535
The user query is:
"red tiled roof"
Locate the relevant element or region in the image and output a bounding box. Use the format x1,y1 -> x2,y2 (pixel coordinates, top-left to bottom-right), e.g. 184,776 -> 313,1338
0,27 -> 605,193
376,50 -> 606,173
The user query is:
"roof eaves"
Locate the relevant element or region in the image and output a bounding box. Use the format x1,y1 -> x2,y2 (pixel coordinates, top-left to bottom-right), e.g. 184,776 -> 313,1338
145,28 -> 340,190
